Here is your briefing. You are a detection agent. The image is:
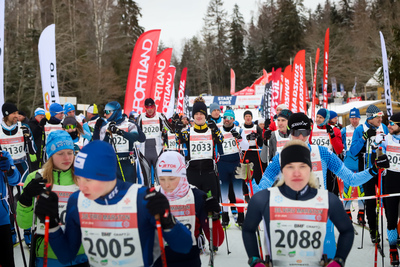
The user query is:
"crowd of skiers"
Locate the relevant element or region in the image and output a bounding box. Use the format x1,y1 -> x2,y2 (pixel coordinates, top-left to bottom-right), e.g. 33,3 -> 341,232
0,97 -> 398,267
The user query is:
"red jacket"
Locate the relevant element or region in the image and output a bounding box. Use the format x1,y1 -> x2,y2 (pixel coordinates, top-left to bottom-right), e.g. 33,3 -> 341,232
316,125 -> 343,155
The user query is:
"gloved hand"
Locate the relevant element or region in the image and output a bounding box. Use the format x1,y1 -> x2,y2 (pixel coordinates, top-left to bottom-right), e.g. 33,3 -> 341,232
263,130 -> 272,145
20,126 -> 31,137
108,121 -> 119,134
0,156 -> 10,172
145,188 -> 176,230
19,174 -> 47,206
363,128 -> 376,140
235,162 -> 254,180
264,118 -> 271,130
207,120 -> 218,131
116,128 -> 124,136
247,132 -> 258,141
95,118 -> 104,130
172,113 -> 180,121
204,193 -> 220,220
231,129 -> 241,139
326,124 -> 334,137
39,117 -> 48,127
175,120 -> 184,131
34,191 -> 60,228
374,133 -> 386,145
370,154 -> 390,175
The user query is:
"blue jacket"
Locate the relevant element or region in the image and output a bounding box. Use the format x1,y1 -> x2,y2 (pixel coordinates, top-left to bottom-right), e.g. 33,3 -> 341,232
49,179 -> 192,266
0,150 -> 21,226
253,144 -> 374,193
349,121 -> 388,168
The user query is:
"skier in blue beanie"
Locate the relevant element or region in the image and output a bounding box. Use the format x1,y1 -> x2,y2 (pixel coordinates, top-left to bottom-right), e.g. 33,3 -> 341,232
34,140 -> 192,267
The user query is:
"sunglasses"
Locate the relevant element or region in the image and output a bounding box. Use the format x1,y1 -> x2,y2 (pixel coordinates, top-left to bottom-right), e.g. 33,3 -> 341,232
104,110 -> 113,115
64,124 -> 76,130
224,116 -> 233,120
291,129 -> 311,137
389,121 -> 400,126
145,105 -> 155,109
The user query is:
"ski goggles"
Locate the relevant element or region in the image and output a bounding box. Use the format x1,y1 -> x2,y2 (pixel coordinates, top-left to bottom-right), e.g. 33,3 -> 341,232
64,124 -> 76,130
104,110 -> 113,115
369,111 -> 384,118
223,116 -> 234,120
290,129 -> 311,137
389,121 -> 400,126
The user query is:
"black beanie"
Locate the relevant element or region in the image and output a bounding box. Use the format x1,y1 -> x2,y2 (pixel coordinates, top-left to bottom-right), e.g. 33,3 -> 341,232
192,102 -> 207,118
244,110 -> 253,118
2,103 -> 18,117
288,112 -> 311,131
144,98 -> 155,106
281,144 -> 312,170
390,112 -> 400,126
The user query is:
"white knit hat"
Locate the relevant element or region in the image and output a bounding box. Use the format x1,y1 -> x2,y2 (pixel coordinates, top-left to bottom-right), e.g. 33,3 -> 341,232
156,151 -> 186,178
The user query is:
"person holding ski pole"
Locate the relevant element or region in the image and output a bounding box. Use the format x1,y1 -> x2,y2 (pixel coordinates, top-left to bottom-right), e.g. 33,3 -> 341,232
16,130 -> 88,266
373,112 -> 400,265
0,149 -> 20,267
95,101 -> 145,184
34,140 -> 192,267
155,151 -> 224,266
242,140 -> 354,267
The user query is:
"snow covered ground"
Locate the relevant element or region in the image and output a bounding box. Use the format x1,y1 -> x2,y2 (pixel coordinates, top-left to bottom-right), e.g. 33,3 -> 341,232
13,208 -> 395,266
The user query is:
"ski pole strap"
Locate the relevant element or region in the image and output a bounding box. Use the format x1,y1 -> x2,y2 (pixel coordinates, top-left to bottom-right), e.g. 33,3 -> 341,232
155,214 -> 167,267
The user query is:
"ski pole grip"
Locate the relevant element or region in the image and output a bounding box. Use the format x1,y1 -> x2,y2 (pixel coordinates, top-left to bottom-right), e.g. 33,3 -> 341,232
376,147 -> 383,157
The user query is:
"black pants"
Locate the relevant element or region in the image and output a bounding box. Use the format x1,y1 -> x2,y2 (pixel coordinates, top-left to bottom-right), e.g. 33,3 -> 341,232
383,170 -> 400,230
243,150 -> 265,184
363,174 -> 379,232
0,224 -> 15,267
187,167 -> 220,200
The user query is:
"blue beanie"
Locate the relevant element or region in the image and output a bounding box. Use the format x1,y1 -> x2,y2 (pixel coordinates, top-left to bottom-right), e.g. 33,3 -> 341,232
349,108 -> 360,118
34,108 -> 46,117
224,109 -> 235,120
317,108 -> 330,126
63,102 -> 75,115
209,103 -> 220,113
49,103 -> 63,117
74,140 -> 117,181
329,110 -> 338,119
46,130 -> 74,158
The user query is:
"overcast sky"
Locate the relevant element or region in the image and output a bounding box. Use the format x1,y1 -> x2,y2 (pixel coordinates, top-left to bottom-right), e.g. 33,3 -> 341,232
136,0 -> 332,56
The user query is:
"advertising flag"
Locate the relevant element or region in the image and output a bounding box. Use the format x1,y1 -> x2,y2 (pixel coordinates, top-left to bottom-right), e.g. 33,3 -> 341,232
151,48 -> 172,113
124,29 -> 161,114
282,65 -> 292,109
380,31 -> 393,118
322,28 -> 329,108
270,68 -> 282,119
230,69 -> 235,95
176,67 -> 187,114
161,66 -> 176,115
291,50 -> 306,113
311,48 -> 320,122
38,24 -> 60,112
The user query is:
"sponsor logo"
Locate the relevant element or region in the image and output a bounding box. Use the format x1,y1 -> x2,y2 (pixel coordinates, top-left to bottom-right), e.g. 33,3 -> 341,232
101,232 -> 111,236
276,249 -> 285,256
289,251 -> 296,257
294,224 -> 304,228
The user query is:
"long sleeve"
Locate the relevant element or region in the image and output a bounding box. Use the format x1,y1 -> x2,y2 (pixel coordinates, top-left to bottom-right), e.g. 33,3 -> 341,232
252,154 -> 281,193
349,125 -> 367,157
331,127 -> 343,155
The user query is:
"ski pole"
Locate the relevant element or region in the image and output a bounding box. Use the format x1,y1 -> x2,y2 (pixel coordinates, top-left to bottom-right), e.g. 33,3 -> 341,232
154,213 -> 167,267
43,183 -> 52,267
207,191 -> 214,267
29,197 -> 37,267
377,148 -> 385,267
245,159 -> 264,260
2,155 -> 28,267
107,130 -> 126,182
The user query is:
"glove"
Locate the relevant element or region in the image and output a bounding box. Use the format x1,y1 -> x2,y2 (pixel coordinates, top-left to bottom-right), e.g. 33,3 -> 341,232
247,132 -> 258,141
145,188 -> 176,229
172,113 -> 180,121
248,257 -> 267,267
39,117 -> 48,127
116,128 -> 124,136
204,194 -> 220,220
0,156 -> 10,172
175,120 -> 184,131
34,191 -> 60,228
19,174 -> 47,206
264,118 -> 271,130
108,121 -> 119,134
235,162 -> 254,180
326,124 -> 334,137
231,129 -> 241,139
363,128 -> 376,140
95,118 -> 104,130
263,130 -> 272,145
370,154 -> 390,175
374,133 -> 386,145
20,126 -> 31,137
207,120 -> 217,131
